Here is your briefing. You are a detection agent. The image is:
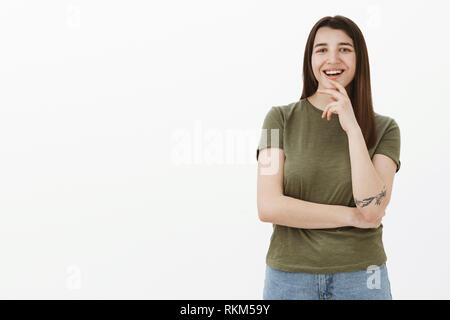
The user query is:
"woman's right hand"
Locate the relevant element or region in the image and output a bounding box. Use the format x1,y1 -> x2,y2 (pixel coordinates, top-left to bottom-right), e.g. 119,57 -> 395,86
350,207 -> 385,229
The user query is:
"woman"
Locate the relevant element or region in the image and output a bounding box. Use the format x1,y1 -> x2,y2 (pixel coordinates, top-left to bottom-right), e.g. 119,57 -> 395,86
256,15 -> 401,300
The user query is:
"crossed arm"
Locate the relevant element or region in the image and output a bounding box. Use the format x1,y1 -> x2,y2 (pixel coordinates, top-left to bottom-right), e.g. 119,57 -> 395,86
257,131 -> 397,228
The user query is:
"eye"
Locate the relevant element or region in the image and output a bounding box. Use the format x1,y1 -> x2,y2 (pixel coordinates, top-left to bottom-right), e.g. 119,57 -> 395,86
316,48 -> 351,53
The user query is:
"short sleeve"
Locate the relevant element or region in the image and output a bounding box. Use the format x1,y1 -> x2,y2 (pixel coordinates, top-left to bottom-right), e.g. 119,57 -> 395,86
373,118 -> 401,173
256,106 -> 284,161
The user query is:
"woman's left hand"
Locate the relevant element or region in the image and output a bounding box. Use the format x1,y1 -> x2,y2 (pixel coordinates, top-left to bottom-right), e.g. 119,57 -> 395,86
317,79 -> 360,134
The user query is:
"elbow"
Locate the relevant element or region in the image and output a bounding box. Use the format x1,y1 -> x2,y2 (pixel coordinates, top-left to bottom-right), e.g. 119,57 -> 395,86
363,212 -> 379,223
359,207 -> 385,223
258,210 -> 272,223
257,204 -> 273,223
257,196 -> 282,223
355,193 -> 391,223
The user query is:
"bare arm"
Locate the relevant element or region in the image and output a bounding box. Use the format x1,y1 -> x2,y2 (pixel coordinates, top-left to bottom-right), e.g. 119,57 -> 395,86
346,127 -> 397,223
257,147 -> 380,229
263,194 -> 356,229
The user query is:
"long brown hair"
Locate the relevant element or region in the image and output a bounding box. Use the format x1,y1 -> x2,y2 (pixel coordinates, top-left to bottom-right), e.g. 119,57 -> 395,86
300,15 -> 377,149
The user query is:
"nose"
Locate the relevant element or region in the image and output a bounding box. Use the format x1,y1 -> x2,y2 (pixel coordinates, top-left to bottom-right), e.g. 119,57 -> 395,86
326,49 -> 341,63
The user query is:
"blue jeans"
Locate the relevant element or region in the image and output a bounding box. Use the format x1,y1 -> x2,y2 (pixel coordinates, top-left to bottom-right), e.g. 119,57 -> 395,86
263,263 -> 392,300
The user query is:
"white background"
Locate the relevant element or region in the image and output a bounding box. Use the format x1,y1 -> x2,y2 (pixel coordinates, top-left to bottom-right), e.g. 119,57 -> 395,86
0,0 -> 448,299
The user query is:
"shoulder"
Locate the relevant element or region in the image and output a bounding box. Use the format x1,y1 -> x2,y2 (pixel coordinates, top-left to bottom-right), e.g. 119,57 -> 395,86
374,111 -> 400,132
269,100 -> 301,122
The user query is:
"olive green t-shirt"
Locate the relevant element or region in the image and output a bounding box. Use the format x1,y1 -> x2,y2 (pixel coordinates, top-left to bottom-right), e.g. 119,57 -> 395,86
256,97 -> 401,274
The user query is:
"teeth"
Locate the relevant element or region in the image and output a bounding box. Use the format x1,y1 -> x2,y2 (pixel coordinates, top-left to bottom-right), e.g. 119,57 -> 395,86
324,70 -> 343,75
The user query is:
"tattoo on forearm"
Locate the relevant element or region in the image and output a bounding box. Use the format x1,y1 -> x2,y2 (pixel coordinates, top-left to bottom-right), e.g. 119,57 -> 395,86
355,185 -> 387,208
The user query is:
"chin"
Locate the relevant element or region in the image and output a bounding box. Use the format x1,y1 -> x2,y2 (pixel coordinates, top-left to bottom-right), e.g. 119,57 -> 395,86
319,77 -> 349,87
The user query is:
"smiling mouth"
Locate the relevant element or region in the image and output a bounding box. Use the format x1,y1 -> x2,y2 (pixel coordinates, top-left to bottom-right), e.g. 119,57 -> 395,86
322,69 -> 345,77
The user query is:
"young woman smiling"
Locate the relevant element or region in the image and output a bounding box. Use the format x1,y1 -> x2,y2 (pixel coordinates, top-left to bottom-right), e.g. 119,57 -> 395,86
256,15 -> 401,300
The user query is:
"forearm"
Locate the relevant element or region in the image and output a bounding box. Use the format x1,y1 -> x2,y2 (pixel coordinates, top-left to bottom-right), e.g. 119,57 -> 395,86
346,126 -> 386,221
263,194 -> 355,229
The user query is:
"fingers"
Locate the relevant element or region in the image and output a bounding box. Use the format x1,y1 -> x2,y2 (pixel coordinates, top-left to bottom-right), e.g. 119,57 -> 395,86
323,76 -> 339,90
317,88 -> 341,101
322,105 -> 337,120
321,107 -> 331,120
326,78 -> 346,95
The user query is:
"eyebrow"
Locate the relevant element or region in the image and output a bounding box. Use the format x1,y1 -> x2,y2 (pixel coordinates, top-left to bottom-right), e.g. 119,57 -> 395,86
314,42 -> 354,48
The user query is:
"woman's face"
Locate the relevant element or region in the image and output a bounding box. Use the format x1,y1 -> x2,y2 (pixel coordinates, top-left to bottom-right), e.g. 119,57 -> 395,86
311,26 -> 356,90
